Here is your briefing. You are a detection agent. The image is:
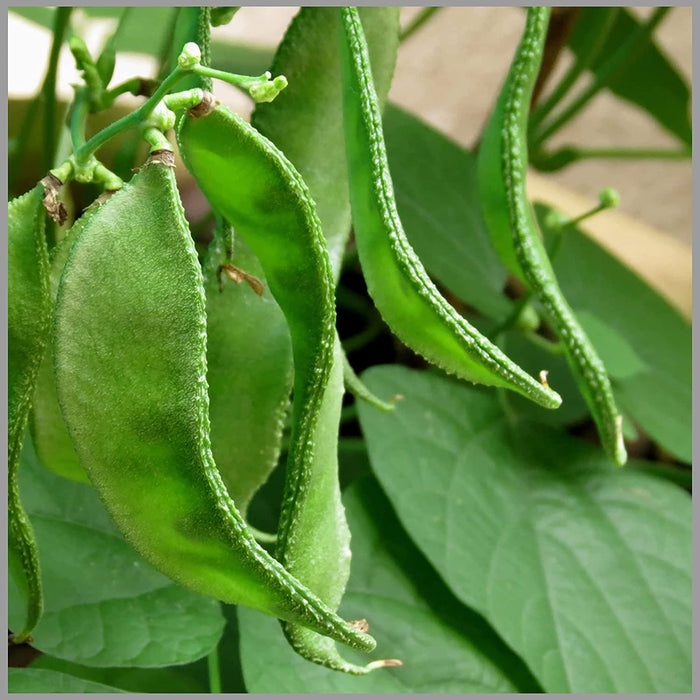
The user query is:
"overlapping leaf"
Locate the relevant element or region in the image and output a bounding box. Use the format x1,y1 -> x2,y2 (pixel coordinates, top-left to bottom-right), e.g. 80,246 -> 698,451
358,365 -> 691,693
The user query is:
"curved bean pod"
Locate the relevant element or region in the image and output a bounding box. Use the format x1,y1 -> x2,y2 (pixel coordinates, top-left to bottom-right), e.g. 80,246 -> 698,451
31,211 -> 95,484
338,7 -> 561,410
179,106 -> 385,672
53,161 -> 374,652
476,7 -> 626,465
203,227 -> 293,515
8,185 -> 51,642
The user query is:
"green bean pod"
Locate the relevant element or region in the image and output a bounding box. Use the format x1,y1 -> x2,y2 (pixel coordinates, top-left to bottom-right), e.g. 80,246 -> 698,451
252,6 -> 400,280
203,227 -> 293,515
8,185 -> 51,642
477,7 -> 626,465
31,212 -> 95,484
178,106 -> 384,672
338,7 -> 561,410
53,161 -> 374,652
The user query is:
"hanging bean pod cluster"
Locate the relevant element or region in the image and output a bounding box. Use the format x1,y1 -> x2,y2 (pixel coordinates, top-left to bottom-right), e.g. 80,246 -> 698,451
11,5 -> 645,677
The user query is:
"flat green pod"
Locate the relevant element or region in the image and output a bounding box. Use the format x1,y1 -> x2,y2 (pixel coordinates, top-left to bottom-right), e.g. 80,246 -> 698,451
8,185 -> 51,642
53,161 -> 374,653
252,6 -> 400,280
203,228 -> 293,516
338,8 -> 561,410
179,106 -> 384,672
476,8 -> 626,465
31,212 -> 95,484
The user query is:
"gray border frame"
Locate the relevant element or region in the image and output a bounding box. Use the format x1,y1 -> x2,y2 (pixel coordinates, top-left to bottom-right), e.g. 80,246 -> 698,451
4,2 -> 694,698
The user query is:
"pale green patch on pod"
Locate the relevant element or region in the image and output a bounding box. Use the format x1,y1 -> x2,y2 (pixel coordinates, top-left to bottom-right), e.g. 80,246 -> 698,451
339,7 -> 561,410
53,162 -> 375,652
8,185 -> 52,642
203,226 -> 293,516
476,8 -> 626,465
31,208 -> 102,484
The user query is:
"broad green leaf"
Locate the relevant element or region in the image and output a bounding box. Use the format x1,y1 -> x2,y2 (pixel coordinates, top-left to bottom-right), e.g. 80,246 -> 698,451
210,39 -> 275,76
9,668 -> 124,694
8,439 -> 226,667
252,7 -> 400,279
239,478 -> 540,693
383,105 -> 510,320
536,204 -> 691,463
568,8 -> 691,145
358,365 -> 691,693
31,654 -> 209,694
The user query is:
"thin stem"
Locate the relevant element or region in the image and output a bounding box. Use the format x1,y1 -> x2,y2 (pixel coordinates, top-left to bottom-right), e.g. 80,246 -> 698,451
533,7 -> 670,145
74,67 -> 185,164
70,88 -> 90,150
558,145 -> 691,161
529,8 -> 620,133
488,293 -> 533,340
400,7 -> 442,43
524,330 -> 564,355
104,77 -> 144,103
43,8 -> 73,172
207,647 -> 222,694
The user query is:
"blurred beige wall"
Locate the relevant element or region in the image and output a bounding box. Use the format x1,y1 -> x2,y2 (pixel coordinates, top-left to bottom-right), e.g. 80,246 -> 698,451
8,6 -> 692,246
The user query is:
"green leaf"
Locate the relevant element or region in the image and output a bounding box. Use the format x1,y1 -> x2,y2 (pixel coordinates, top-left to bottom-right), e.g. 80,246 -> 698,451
210,39 -> 275,76
8,439 -> 226,667
252,7 -> 400,279
30,654 -> 209,694
536,204 -> 691,463
9,668 -> 124,693
358,365 -> 691,693
568,8 -> 691,145
574,309 -> 647,380
239,478 -> 539,693
383,105 -> 510,320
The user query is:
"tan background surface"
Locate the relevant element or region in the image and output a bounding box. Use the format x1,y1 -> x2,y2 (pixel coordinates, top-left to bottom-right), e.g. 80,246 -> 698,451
8,6 -> 693,314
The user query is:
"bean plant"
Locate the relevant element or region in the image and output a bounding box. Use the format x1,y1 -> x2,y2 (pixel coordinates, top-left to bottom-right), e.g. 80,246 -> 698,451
7,6 -> 691,694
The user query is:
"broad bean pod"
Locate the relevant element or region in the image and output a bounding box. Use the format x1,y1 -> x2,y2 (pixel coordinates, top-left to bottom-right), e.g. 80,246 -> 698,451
53,161 -> 374,652
179,104 -> 387,672
476,7 -> 626,465
8,185 -> 52,642
338,7 -> 561,411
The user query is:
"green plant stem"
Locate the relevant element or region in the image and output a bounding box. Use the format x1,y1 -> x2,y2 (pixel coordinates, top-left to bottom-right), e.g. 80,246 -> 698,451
70,88 -> 90,150
488,293 -> 534,340
400,7 -> 442,42
529,8 -> 620,134
556,145 -> 690,161
73,67 -> 185,165
207,647 -> 222,694
43,8 -> 73,172
343,317 -> 384,353
533,7 -> 670,146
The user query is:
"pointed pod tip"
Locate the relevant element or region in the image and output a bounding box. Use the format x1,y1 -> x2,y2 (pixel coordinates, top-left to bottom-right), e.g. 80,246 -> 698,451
367,658 -> 403,670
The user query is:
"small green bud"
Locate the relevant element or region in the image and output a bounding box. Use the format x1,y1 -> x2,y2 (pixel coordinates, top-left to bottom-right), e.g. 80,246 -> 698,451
142,101 -> 176,132
249,73 -> 288,103
178,42 -> 202,69
597,187 -> 620,209
543,208 -> 569,231
515,303 -> 540,333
